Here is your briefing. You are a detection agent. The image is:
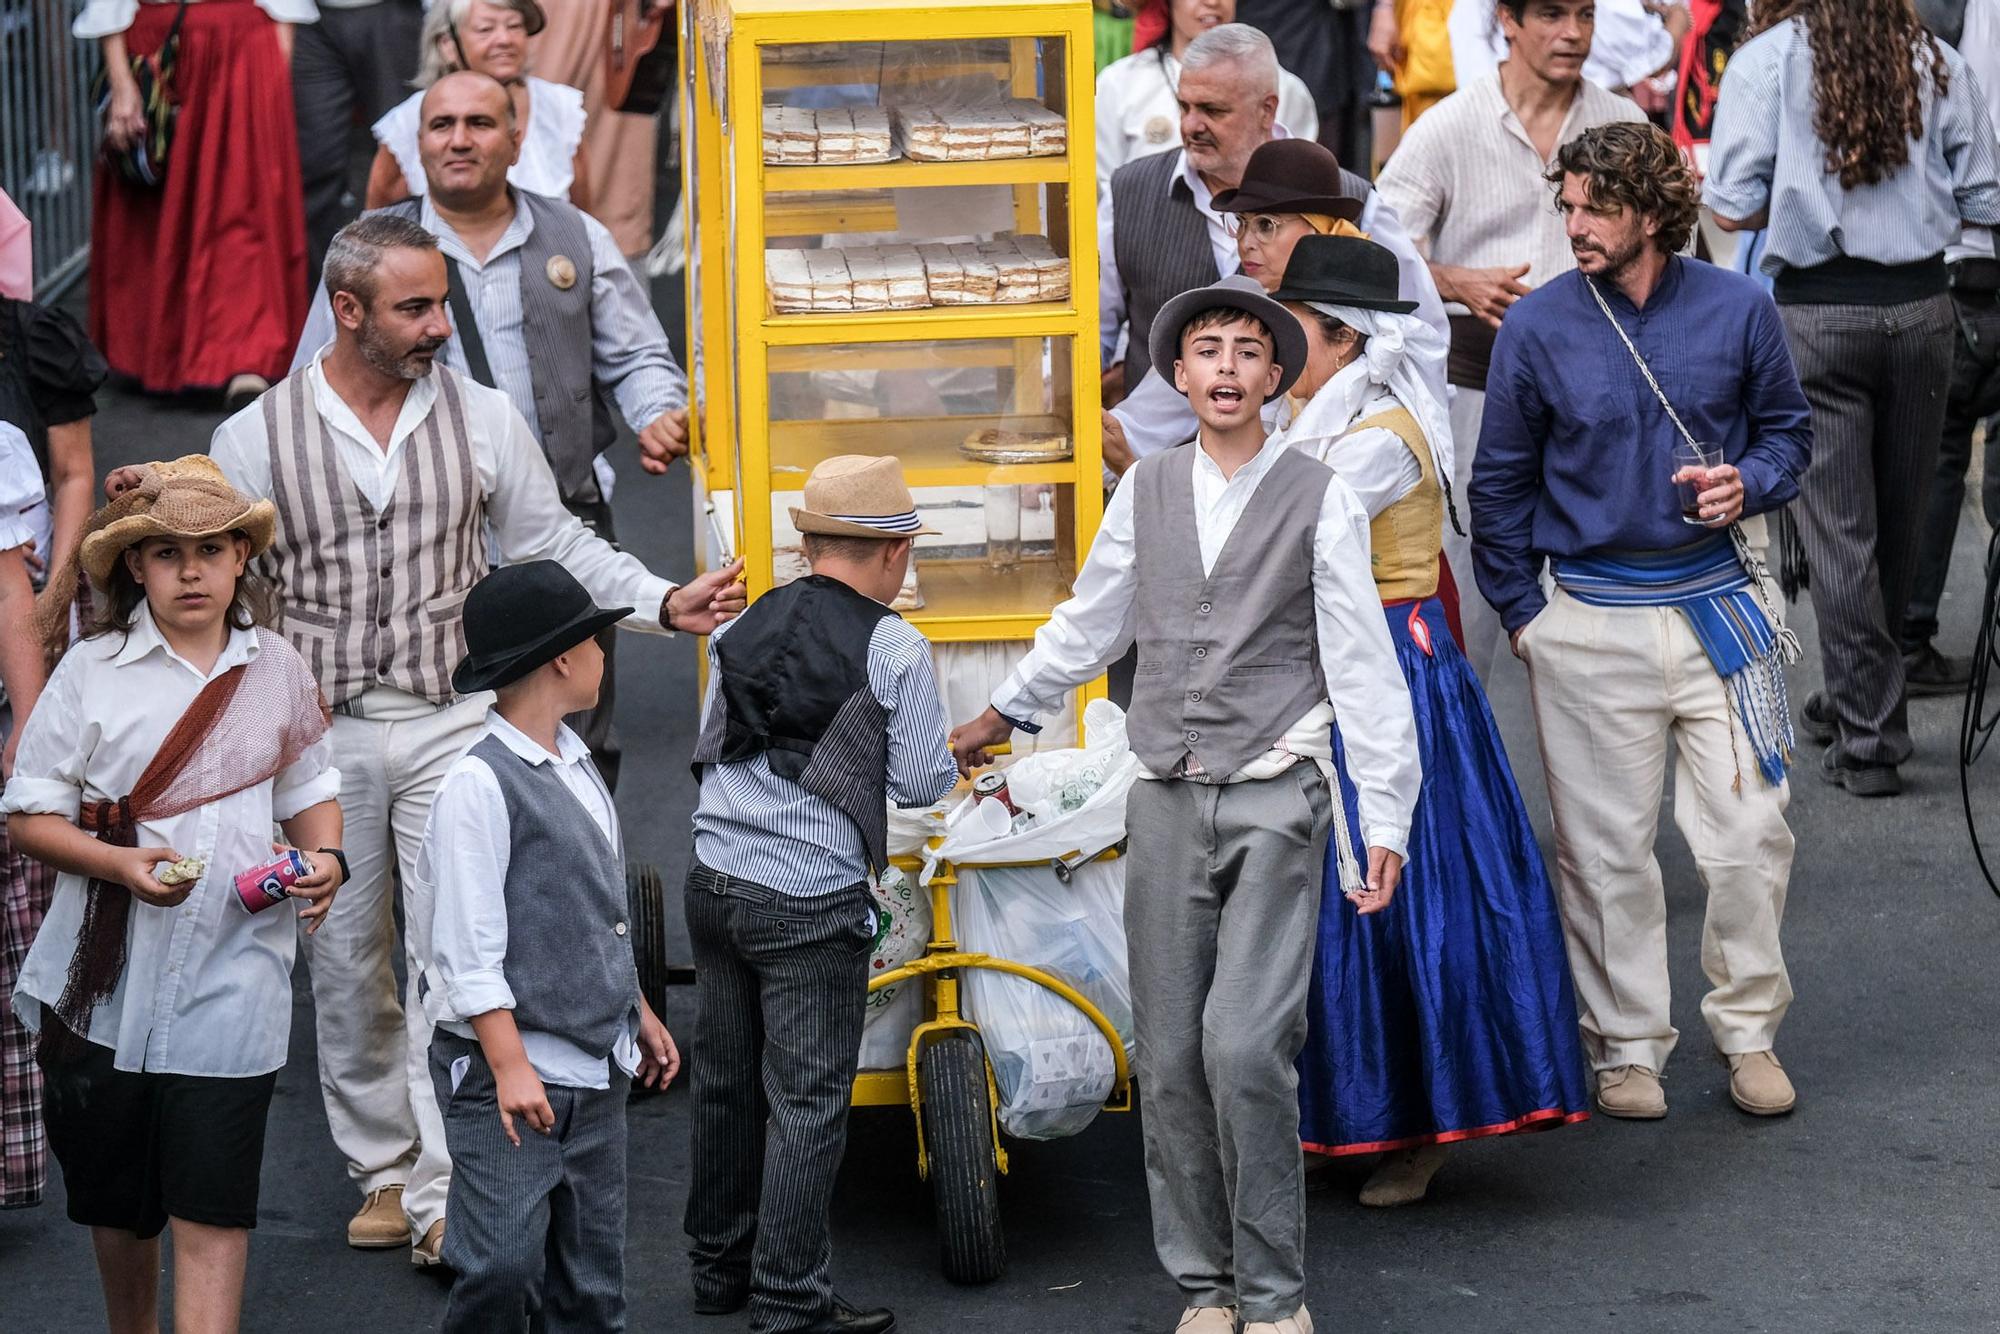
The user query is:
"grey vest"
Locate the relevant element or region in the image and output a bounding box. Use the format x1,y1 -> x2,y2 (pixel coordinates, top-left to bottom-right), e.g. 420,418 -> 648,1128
1126,444 -> 1336,778
381,193 -> 614,507
466,733 -> 639,1057
1111,151 -> 1222,391
261,365 -> 488,706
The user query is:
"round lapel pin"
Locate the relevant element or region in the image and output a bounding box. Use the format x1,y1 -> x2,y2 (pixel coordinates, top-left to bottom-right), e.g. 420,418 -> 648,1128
546,255 -> 578,291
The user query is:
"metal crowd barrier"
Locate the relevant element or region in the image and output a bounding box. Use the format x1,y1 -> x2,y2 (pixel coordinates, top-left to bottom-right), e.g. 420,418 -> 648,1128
2,3 -> 99,298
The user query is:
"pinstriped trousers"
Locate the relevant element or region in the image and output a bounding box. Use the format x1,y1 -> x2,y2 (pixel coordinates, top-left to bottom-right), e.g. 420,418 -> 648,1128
682,864 -> 875,1334
1779,294 -> 1955,765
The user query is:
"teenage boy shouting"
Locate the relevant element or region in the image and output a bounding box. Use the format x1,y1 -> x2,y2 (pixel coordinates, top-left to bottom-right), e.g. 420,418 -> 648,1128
952,276 -> 1420,1334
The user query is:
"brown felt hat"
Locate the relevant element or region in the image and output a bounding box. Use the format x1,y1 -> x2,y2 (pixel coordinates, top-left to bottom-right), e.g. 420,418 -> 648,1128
1209,138 -> 1366,221
788,455 -> 941,540
78,455 -> 277,585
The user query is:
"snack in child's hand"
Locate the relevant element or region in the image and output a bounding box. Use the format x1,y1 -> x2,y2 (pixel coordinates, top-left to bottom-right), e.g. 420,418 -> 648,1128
156,857 -> 206,887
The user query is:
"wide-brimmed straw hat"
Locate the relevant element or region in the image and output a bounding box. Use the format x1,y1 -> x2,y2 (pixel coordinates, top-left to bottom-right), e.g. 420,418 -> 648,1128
78,455 -> 277,586
788,455 -> 941,541
452,560 -> 629,694
1209,139 -> 1366,221
1148,275 -> 1309,403
1271,234 -> 1419,315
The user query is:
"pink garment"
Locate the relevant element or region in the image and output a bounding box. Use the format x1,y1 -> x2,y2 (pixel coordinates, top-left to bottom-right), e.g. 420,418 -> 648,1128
0,189 -> 30,300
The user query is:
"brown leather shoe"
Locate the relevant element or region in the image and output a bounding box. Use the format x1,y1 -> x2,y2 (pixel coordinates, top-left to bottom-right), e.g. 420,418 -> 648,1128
1358,1144 -> 1447,1207
411,1218 -> 447,1268
1727,1051 -> 1796,1116
1595,1065 -> 1667,1119
347,1186 -> 410,1249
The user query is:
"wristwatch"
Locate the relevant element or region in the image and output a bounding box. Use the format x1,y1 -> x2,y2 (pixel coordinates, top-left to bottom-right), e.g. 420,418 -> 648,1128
315,847 -> 351,887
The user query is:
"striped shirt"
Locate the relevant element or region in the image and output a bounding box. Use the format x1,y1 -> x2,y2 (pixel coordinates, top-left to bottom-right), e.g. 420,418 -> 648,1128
692,613 -> 957,898
1377,73 -> 1646,291
1703,17 -> 2000,276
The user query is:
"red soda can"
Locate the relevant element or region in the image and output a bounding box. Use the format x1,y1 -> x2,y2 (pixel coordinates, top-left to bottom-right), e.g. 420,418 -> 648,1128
235,849 -> 310,914
973,772 -> 1017,815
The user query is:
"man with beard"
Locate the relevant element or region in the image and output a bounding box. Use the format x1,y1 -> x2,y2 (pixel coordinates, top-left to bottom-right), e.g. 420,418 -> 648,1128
207,213 -> 745,1265
1470,123 -> 1812,1122
294,70 -> 690,791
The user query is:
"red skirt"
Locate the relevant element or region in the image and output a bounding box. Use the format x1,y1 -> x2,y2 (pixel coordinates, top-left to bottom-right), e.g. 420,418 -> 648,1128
89,0 -> 305,391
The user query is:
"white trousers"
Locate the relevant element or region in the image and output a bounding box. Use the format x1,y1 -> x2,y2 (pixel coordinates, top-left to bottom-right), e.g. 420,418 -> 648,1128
1520,589 -> 1796,1073
306,688 -> 489,1236
1445,387 -> 1506,682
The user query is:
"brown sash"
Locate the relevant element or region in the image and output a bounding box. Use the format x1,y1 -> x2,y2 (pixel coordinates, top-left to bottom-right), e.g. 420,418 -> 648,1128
1446,314 -> 1499,391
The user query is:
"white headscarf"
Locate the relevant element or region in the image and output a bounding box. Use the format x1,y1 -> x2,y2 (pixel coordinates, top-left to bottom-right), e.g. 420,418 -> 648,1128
1282,302 -> 1459,532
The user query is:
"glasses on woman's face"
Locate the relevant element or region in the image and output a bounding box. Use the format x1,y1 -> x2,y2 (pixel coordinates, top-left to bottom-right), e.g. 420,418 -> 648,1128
1227,213 -> 1296,241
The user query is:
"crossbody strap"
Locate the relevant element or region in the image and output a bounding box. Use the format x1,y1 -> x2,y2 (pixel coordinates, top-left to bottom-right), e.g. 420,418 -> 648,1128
1583,275 -> 1801,664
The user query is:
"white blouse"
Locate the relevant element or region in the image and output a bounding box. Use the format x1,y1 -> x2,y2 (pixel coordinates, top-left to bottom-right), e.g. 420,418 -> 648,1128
374,75 -> 587,201
0,422 -> 48,561
1095,46 -> 1321,201
5,608 -> 340,1077
74,0 -> 319,40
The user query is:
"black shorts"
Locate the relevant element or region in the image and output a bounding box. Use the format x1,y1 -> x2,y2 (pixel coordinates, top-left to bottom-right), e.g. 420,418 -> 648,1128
41,1033 -> 277,1237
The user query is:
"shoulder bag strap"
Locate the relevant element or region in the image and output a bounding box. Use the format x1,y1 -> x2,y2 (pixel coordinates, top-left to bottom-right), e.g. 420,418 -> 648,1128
442,258 -> 497,389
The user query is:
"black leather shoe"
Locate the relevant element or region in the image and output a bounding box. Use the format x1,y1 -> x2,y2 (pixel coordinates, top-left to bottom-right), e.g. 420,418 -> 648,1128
830,1296 -> 897,1333
692,1288 -> 748,1316
1820,743 -> 1901,797
1903,643 -> 1971,697
1799,690 -> 1836,746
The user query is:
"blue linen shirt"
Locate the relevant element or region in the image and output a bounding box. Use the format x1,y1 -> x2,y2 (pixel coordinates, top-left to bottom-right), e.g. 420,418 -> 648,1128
1703,16 -> 2000,276
1468,258 -> 1813,633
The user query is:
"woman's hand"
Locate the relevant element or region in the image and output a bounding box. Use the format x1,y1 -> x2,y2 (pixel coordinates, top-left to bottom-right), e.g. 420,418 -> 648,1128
103,79 -> 146,153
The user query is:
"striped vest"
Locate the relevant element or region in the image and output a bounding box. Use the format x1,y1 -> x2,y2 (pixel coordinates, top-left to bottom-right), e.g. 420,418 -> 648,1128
260,366 -> 488,706
1110,151 -> 1221,391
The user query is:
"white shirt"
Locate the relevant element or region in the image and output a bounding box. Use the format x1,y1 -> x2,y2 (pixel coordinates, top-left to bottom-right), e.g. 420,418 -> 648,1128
1095,48 -> 1320,201
1273,371 -> 1423,518
993,431 -> 1420,857
417,713 -> 641,1089
1448,0 -> 1675,93
74,0 -> 316,38
1107,186 -> 1452,462
1948,0 -> 2000,265
1377,71 -> 1647,288
0,421 -> 48,561
209,353 -> 675,632
5,609 -> 341,1076
374,76 -> 586,203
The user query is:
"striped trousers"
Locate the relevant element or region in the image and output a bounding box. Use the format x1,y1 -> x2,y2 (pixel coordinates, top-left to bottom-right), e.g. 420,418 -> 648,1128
1779,294 -> 1955,765
682,863 -> 875,1333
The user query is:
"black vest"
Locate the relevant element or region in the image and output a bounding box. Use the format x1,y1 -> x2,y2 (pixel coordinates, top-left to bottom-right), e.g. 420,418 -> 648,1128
691,576 -> 898,873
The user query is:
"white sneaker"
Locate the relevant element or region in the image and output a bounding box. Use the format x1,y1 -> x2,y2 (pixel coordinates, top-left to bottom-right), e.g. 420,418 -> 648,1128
1243,1305 -> 1313,1334
1176,1307 -> 1238,1333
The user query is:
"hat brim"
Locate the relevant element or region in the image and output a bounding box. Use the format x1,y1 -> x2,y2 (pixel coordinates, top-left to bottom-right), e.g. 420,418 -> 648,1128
1206,188 -> 1365,223
81,499 -> 280,586
1273,287 -> 1420,316
1148,284 -> 1308,404
789,508 -> 942,540
451,604 -> 631,695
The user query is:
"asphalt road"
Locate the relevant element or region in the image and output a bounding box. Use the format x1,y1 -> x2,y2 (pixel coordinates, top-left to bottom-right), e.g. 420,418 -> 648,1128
3,288 -> 1999,1334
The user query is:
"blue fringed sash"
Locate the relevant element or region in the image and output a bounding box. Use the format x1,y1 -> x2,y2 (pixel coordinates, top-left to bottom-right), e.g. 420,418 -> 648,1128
1555,535 -> 1795,788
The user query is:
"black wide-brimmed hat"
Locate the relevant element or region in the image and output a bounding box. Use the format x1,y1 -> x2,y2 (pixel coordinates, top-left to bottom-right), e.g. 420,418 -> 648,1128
1270,234 -> 1418,315
1148,275 -> 1309,403
452,560 -> 631,694
1209,138 -> 1366,221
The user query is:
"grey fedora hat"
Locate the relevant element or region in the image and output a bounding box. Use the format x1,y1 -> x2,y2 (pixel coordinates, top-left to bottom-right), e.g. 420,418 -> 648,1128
1147,275 -> 1309,403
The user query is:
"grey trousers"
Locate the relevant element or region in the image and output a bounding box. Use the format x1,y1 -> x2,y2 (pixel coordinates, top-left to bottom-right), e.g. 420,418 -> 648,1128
682,863 -> 875,1334
1904,286 -> 2000,649
429,1031 -> 630,1334
291,0 -> 424,283
1779,294 -> 1955,765
1123,765 -> 1331,1326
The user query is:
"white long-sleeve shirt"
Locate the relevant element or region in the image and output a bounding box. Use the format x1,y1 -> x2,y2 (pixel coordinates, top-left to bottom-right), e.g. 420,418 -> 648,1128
73,0 -> 316,38
209,353 -> 675,632
1273,372 -> 1423,519
5,609 -> 341,1076
993,430 -> 1421,857
416,712 -> 641,1090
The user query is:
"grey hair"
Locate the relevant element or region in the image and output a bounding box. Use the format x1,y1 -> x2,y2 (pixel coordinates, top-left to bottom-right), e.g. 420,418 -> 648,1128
1181,22 -> 1282,97
324,214 -> 439,306
417,0 -> 540,88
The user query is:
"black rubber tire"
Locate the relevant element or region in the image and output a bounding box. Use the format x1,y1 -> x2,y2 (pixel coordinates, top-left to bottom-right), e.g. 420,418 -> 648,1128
919,1031 -> 1007,1285
625,863 -> 671,1025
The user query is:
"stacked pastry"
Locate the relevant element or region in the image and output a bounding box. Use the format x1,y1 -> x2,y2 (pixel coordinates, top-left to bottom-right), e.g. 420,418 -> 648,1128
760,107 -> 818,164
760,105 -> 896,165
891,99 -> 1069,161
766,235 -> 1071,313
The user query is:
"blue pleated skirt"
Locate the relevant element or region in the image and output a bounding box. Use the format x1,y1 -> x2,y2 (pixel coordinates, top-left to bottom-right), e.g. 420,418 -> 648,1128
1298,596 -> 1592,1154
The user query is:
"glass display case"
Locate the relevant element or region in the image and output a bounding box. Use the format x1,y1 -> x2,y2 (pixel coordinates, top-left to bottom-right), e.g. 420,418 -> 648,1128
680,0 -> 1102,655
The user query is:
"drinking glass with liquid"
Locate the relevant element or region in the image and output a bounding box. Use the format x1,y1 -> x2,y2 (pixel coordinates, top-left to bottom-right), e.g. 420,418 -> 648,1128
1673,441 -> 1725,526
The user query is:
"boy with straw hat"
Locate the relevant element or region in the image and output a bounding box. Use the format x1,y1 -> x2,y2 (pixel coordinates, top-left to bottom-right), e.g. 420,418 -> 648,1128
685,455 -> 957,1334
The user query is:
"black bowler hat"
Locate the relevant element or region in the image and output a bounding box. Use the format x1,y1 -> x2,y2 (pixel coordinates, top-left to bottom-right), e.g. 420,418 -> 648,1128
452,560 -> 631,694
1270,234 -> 1418,315
1208,138 -> 1366,221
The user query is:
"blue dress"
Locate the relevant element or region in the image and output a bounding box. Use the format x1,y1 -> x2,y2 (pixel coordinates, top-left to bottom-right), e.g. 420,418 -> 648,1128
1298,595 -> 1591,1154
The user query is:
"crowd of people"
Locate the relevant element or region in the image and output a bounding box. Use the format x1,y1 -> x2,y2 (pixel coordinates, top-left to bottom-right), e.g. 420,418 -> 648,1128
0,1 -> 1996,1333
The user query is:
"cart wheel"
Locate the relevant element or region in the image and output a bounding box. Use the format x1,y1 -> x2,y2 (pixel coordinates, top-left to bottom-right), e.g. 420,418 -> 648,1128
919,1031 -> 1007,1285
625,863 -> 672,1022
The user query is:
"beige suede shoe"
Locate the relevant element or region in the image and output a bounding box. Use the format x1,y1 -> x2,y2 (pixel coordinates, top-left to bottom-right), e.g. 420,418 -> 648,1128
1727,1051 -> 1796,1116
1595,1065 -> 1667,1119
411,1218 -> 447,1268
347,1186 -> 411,1249
1243,1304 -> 1312,1334
1176,1307 -> 1237,1333
1359,1144 -> 1448,1207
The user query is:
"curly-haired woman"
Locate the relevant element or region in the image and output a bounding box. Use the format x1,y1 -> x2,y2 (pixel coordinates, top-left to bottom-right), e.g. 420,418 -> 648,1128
1704,0 -> 2000,798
